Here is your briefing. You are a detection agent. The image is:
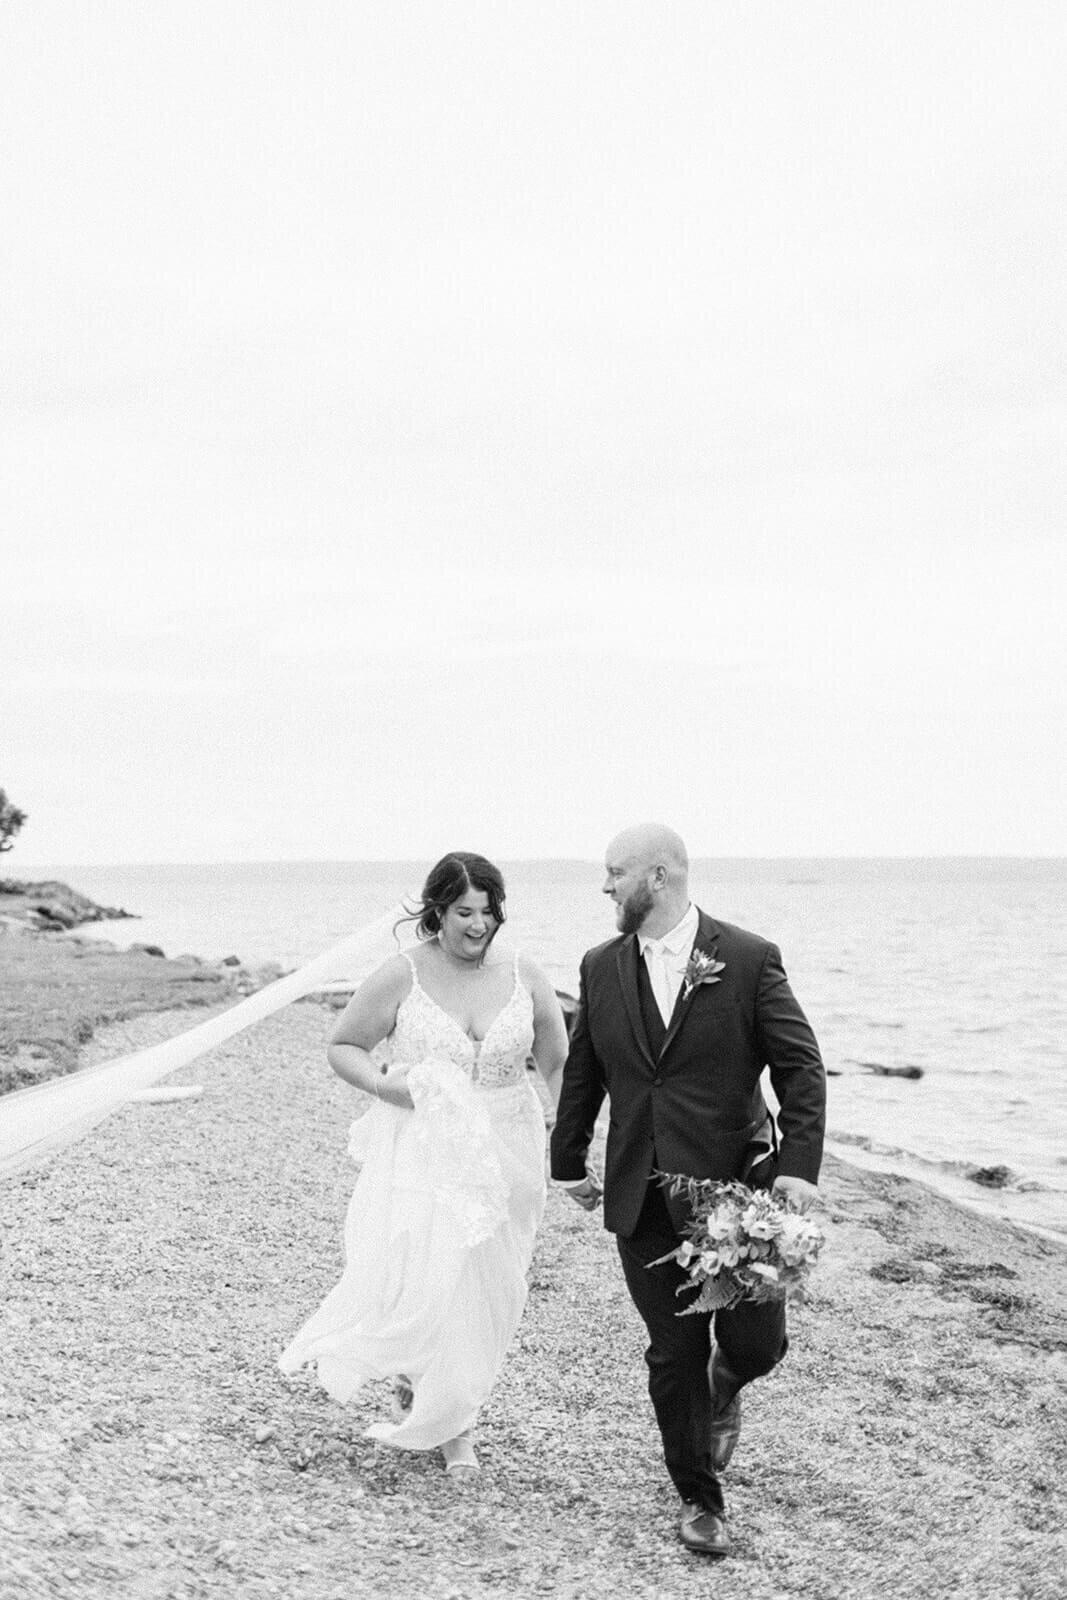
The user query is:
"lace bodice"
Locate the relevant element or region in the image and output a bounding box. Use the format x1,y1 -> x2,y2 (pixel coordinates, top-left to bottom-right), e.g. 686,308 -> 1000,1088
389,952 -> 535,1089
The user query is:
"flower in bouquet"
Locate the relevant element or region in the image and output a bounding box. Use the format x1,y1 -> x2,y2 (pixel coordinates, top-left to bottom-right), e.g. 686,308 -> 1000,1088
651,1176 -> 824,1314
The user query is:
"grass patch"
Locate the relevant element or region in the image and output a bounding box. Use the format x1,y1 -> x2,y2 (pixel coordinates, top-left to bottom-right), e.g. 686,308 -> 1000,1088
0,933 -> 231,1092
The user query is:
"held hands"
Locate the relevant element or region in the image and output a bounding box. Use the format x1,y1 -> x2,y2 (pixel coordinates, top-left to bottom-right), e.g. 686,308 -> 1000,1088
566,1168 -> 603,1213
771,1175 -> 819,1213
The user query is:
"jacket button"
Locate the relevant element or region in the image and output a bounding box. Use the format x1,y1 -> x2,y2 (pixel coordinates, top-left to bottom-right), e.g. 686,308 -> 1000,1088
652,1076 -> 662,1086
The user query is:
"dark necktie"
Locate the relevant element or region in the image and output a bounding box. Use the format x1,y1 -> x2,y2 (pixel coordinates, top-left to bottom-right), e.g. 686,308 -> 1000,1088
635,942 -> 667,1058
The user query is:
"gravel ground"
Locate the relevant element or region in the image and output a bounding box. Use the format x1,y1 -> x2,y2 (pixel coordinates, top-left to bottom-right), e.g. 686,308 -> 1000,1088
1,1003 -> 1065,1600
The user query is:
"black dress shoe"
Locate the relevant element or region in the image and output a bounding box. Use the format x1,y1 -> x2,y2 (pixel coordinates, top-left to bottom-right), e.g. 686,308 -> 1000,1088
678,1502 -> 730,1557
708,1390 -> 742,1471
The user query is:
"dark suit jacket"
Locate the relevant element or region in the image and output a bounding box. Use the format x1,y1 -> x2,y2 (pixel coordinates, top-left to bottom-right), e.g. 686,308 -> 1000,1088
549,909 -> 826,1237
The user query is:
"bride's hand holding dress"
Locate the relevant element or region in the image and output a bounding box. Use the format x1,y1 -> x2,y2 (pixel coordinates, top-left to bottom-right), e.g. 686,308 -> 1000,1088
323,957 -> 416,1109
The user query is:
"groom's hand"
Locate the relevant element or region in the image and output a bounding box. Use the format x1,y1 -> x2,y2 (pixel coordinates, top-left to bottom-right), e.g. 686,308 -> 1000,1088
566,1172 -> 603,1212
772,1175 -> 819,1213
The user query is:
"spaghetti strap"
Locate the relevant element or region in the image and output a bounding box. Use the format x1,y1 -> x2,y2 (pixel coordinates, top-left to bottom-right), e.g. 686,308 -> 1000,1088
401,950 -> 419,986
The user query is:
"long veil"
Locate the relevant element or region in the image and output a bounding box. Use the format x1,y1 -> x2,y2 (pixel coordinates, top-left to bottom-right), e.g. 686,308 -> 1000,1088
0,903 -> 436,1179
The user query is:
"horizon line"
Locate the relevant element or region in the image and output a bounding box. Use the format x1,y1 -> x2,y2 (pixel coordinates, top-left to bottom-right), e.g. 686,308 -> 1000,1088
10,852 -> 1066,870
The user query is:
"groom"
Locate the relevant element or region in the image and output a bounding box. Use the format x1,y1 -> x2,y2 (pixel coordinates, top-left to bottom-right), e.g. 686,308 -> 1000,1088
550,824 -> 825,1557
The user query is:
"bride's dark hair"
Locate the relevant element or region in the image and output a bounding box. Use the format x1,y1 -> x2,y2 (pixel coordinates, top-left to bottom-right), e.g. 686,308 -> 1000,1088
398,852 -> 507,944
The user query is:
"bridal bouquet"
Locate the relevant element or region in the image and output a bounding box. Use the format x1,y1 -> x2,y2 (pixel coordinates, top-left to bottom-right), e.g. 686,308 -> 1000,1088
652,1176 -> 824,1314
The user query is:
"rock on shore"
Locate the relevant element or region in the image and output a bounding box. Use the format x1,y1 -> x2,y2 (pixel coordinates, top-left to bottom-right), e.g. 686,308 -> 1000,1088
0,877 -> 135,932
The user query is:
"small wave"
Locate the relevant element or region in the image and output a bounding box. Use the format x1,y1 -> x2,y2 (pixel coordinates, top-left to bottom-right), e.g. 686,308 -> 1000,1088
829,1134 -> 1054,1194
954,1024 -> 1009,1035
828,1129 -> 946,1168
826,1130 -> 874,1150
825,1132 -> 1062,1216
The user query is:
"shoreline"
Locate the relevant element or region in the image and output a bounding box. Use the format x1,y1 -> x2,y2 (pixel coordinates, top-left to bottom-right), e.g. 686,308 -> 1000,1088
2,1002 -> 1064,1598
0,881 -> 285,1095
823,1135 -> 1067,1249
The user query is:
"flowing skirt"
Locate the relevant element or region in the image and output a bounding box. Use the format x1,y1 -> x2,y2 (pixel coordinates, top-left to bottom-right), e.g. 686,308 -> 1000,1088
278,1072 -> 546,1450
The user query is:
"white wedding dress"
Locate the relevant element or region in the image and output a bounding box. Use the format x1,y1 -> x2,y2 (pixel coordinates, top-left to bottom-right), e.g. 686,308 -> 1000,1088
278,951 -> 547,1449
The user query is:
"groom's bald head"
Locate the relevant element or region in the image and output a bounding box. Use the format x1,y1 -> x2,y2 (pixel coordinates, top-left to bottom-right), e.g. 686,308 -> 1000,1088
607,823 -> 689,885
603,823 -> 691,936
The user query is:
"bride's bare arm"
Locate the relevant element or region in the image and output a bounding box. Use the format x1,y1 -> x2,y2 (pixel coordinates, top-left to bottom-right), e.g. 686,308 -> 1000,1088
327,956 -> 414,1109
520,956 -> 569,1112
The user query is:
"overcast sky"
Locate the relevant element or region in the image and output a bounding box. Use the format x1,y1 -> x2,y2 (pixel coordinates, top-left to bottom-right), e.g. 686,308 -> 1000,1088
3,2 -> 1064,865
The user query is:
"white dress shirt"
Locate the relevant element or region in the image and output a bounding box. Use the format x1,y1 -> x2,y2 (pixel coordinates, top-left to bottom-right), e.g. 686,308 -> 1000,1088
637,902 -> 700,1026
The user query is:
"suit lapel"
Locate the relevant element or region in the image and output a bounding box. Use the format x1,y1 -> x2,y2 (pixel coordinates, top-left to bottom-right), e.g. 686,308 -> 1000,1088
615,936 -> 656,1070
659,910 -> 721,1061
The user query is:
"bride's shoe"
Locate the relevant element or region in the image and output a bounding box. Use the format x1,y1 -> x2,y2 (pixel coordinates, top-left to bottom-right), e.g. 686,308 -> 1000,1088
390,1375 -> 414,1423
441,1431 -> 479,1477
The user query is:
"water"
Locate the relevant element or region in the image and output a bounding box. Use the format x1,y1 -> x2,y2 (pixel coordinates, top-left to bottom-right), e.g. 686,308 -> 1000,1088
55,857 -> 1067,1238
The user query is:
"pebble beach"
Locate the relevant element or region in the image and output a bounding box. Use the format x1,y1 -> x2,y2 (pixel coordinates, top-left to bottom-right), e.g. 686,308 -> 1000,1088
2,983 -> 1066,1600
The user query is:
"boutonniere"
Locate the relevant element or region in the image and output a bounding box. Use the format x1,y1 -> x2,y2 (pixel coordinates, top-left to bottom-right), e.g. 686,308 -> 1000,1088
682,948 -> 725,1000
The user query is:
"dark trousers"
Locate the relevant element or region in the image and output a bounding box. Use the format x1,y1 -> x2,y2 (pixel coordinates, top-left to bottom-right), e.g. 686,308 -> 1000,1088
616,1180 -> 787,1511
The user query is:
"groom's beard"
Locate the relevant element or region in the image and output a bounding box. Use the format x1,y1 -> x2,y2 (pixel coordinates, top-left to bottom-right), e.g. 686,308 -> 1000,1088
618,884 -> 654,935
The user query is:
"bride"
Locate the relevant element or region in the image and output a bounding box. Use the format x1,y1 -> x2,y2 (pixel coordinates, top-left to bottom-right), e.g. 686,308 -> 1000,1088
278,852 -> 568,1476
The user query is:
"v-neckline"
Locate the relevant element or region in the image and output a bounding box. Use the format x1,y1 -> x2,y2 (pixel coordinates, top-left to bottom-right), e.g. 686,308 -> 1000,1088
411,967 -> 519,1051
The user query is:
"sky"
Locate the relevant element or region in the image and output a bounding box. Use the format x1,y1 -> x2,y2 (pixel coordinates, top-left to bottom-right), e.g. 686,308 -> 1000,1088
3,1 -> 1064,865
